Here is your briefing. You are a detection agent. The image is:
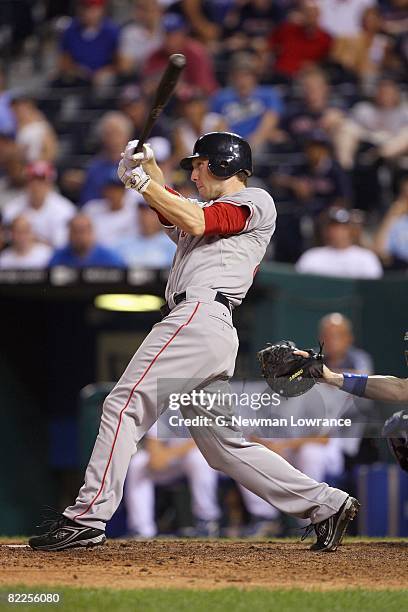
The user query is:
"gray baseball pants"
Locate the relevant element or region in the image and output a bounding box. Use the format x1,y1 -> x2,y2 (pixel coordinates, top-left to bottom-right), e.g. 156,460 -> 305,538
64,287 -> 348,531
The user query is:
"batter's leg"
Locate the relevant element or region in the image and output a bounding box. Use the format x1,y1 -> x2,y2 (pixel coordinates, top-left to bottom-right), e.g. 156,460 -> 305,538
62,301 -> 237,530
180,381 -> 348,525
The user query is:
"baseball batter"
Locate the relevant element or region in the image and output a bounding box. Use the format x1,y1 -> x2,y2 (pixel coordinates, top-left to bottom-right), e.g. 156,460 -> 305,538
29,132 -> 359,552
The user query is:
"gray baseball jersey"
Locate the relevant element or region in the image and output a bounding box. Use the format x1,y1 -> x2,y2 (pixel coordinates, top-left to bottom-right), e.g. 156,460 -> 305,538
164,187 -> 277,306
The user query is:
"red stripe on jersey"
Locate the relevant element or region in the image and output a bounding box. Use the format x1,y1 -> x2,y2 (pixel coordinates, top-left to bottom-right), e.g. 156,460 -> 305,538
203,202 -> 250,236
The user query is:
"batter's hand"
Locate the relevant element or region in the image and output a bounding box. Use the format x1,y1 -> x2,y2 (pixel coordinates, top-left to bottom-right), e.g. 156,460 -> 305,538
121,140 -> 154,170
117,161 -> 151,192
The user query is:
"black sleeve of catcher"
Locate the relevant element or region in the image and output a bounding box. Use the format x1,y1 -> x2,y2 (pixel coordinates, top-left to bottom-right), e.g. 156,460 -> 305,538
382,410 -> 408,472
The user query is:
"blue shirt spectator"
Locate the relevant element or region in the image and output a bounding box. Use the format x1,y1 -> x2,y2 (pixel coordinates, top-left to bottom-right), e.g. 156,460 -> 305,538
49,213 -> 125,268
79,111 -> 133,205
116,233 -> 176,269
80,157 -> 118,205
386,216 -> 408,264
0,92 -> 16,137
211,86 -> 282,139
115,204 -> 176,268
59,0 -> 119,76
49,243 -> 125,267
210,54 -> 282,146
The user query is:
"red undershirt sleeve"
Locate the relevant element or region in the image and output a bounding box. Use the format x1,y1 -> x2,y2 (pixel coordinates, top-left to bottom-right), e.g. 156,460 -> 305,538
151,187 -> 250,235
203,201 -> 250,236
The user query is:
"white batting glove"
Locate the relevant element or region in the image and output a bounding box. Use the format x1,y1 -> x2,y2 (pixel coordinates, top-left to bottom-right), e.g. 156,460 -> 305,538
121,140 -> 154,170
117,160 -> 151,192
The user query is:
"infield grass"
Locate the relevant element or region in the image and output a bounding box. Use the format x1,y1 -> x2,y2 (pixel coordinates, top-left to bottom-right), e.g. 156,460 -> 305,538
0,587 -> 407,612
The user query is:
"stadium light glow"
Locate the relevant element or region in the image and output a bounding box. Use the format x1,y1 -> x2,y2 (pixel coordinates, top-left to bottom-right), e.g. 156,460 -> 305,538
94,294 -> 164,312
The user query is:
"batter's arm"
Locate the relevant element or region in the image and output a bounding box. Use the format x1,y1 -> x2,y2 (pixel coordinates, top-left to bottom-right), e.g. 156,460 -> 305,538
142,180 -> 205,236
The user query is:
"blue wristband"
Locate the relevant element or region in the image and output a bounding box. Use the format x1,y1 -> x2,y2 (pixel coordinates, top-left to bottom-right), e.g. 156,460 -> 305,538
341,373 -> 368,397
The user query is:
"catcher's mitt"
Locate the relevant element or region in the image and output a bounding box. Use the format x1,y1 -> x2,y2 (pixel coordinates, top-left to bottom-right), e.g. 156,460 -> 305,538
382,410 -> 408,473
257,340 -> 324,398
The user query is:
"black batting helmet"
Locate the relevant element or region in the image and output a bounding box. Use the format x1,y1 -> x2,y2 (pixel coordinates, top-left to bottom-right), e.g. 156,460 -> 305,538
180,131 -> 253,179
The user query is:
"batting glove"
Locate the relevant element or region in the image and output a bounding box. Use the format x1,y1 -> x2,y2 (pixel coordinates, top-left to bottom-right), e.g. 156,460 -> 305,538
117,160 -> 151,192
121,140 -> 154,170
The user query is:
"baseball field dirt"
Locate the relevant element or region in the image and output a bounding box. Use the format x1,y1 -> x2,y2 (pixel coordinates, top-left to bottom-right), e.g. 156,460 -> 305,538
1,539 -> 407,591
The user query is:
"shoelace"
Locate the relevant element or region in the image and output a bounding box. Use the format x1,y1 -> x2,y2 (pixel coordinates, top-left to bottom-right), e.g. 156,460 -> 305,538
300,524 -> 315,541
36,506 -> 67,531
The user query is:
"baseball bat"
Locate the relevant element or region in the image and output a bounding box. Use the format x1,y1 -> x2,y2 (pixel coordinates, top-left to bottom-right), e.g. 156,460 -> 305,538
135,53 -> 186,153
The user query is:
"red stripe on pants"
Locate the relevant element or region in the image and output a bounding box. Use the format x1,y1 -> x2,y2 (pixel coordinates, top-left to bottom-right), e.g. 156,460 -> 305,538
73,302 -> 201,521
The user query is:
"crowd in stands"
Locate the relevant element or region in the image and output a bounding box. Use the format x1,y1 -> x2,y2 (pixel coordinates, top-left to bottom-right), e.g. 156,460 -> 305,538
0,0 -> 407,275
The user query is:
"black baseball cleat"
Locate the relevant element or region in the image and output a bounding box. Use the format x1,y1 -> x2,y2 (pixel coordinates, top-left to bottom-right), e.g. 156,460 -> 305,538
29,513 -> 106,551
301,496 -> 360,552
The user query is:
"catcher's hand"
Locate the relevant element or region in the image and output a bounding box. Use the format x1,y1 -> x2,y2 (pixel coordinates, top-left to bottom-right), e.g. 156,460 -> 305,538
257,340 -> 324,398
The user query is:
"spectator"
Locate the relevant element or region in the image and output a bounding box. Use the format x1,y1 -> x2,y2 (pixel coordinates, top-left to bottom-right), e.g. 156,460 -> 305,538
0,150 -> 26,211
82,171 -> 140,248
296,206 -> 383,278
80,111 -> 133,204
118,85 -> 171,147
0,65 -> 16,137
211,53 -> 282,150
0,215 -> 5,252
49,213 -> 125,267
382,0 -> 408,37
10,94 -> 58,163
334,79 -> 408,169
317,0 -> 375,38
173,89 -> 226,161
393,30 -> 408,78
125,423 -> 220,537
274,131 -> 352,217
319,312 -> 374,372
318,312 -> 373,477
284,67 -> 346,146
118,0 -> 163,77
330,6 -> 389,86
144,13 -> 218,96
223,0 -> 286,54
268,0 -> 332,79
0,216 -> 52,269
182,0 -> 236,43
57,0 -> 120,88
374,176 -> 408,269
2,161 -> 75,248
116,203 -> 176,268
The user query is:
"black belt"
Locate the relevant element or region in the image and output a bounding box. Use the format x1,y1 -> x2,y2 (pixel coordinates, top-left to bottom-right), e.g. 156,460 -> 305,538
160,291 -> 231,319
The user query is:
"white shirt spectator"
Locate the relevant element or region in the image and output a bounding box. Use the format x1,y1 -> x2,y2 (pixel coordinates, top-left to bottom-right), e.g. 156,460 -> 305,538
16,121 -> 53,163
351,101 -> 408,134
82,196 -> 140,249
317,0 -> 375,37
3,191 -> 76,248
0,177 -> 24,212
296,245 -> 383,278
119,23 -> 163,72
0,243 -> 52,269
